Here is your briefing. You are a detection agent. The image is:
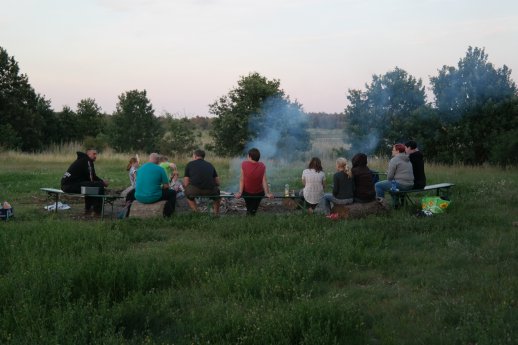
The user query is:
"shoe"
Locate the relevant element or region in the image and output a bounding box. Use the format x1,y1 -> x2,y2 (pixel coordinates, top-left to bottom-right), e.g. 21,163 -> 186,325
376,197 -> 384,203
326,213 -> 339,220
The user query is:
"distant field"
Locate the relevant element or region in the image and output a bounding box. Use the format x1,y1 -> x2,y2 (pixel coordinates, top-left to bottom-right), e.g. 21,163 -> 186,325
0,149 -> 517,344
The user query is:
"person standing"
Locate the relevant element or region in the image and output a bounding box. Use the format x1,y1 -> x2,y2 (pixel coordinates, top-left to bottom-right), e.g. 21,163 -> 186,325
129,153 -> 176,217
61,148 -> 109,215
184,149 -> 221,214
324,157 -> 354,215
234,148 -> 274,215
374,144 -> 414,202
301,157 -> 326,214
405,140 -> 426,189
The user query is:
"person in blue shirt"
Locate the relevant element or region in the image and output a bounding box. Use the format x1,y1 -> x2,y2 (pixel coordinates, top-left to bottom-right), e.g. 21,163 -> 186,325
126,153 -> 176,217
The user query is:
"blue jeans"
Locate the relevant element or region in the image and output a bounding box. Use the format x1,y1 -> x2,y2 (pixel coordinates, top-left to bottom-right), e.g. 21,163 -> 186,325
324,193 -> 353,214
375,180 -> 412,198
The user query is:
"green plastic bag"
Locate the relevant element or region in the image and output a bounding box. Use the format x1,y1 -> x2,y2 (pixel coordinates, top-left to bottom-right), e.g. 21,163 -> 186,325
421,196 -> 450,214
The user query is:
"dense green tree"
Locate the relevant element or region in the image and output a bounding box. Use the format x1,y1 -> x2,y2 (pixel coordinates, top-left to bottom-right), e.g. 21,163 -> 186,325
0,46 -> 56,151
56,106 -> 80,143
159,114 -> 200,156
209,72 -> 283,156
76,98 -> 104,139
428,47 -> 517,164
344,67 -> 427,155
431,46 -> 516,121
435,97 -> 518,165
108,90 -> 161,153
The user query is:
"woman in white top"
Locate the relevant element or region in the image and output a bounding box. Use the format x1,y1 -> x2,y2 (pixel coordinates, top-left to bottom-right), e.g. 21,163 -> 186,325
301,157 -> 326,214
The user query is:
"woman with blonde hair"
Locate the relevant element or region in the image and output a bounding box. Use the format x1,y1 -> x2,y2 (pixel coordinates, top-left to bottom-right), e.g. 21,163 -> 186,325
324,157 -> 354,215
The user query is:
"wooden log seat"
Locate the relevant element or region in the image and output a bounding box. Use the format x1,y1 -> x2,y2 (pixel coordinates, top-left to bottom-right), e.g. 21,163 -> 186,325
129,200 -> 168,218
331,200 -> 390,219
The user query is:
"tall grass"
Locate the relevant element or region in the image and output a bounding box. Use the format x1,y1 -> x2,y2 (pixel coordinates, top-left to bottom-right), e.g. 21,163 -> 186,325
1,148 -> 517,344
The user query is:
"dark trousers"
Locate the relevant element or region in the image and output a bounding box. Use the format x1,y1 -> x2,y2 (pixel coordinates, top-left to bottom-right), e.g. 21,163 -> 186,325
243,191 -> 264,215
161,189 -> 177,217
62,181 -> 105,213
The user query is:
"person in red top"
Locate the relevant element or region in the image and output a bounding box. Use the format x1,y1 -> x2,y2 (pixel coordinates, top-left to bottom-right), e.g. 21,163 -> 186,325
234,148 -> 273,215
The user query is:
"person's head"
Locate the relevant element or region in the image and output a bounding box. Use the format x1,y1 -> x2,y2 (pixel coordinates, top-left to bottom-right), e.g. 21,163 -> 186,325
149,153 -> 160,164
247,148 -> 261,162
308,157 -> 323,172
86,148 -> 98,161
193,149 -> 205,159
351,153 -> 368,168
126,157 -> 138,171
405,140 -> 418,154
336,157 -> 352,177
159,155 -> 168,163
392,143 -> 406,156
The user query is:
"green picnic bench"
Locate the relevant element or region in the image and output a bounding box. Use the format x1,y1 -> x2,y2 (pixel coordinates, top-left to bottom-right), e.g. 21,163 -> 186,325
40,188 -> 124,220
389,183 -> 455,209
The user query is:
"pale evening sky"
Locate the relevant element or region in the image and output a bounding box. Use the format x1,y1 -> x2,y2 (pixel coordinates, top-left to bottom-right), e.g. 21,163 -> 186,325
2,0 -> 517,116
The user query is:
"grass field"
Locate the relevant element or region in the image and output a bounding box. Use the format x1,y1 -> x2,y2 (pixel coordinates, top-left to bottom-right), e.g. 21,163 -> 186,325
0,150 -> 517,344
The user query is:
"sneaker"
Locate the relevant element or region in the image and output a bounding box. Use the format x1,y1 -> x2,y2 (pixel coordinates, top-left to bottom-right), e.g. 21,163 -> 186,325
376,197 -> 384,203
326,213 -> 339,220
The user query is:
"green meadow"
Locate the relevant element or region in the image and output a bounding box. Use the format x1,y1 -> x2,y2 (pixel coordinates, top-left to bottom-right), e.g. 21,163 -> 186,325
0,151 -> 517,344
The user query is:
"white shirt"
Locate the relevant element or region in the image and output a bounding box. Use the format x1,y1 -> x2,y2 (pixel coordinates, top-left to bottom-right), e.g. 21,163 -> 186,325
302,169 -> 325,204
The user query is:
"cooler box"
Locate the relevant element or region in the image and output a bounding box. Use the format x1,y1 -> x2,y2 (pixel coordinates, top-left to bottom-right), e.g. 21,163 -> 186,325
81,186 -> 101,195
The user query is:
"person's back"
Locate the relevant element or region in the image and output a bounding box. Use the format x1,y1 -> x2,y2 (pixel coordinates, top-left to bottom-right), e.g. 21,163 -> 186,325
242,160 -> 266,194
135,162 -> 169,203
388,154 -> 414,187
184,159 -> 218,189
408,151 -> 426,189
351,153 -> 375,203
333,171 -> 354,199
405,141 -> 426,189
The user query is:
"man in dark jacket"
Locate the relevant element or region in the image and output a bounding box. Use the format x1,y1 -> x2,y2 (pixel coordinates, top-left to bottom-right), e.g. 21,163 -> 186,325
61,149 -> 109,214
405,140 -> 426,189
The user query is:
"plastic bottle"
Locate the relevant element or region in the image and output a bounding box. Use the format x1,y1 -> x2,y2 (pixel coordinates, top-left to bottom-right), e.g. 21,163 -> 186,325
390,180 -> 398,192
284,184 -> 290,197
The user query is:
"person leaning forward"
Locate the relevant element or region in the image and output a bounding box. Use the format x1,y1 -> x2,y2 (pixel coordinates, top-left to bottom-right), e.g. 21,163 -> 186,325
61,148 -> 109,215
184,149 -> 221,214
126,153 -> 176,217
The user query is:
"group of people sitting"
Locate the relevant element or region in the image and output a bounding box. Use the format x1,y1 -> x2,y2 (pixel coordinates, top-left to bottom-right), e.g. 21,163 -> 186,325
60,141 -> 426,218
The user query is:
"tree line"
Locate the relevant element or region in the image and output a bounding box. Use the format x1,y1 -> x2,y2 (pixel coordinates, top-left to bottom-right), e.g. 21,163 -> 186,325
1,46 -> 516,165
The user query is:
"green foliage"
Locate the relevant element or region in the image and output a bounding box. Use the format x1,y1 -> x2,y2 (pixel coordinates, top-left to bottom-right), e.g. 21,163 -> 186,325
0,47 -> 57,151
108,90 -> 161,153
434,97 -> 518,165
76,98 -> 105,139
159,115 -> 200,156
0,123 -> 21,149
210,72 -> 284,156
55,106 -> 80,143
431,46 -> 517,121
344,67 -> 427,155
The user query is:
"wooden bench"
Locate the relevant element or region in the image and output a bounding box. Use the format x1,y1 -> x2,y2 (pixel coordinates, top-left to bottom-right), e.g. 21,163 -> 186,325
40,188 -> 124,220
389,183 -> 455,209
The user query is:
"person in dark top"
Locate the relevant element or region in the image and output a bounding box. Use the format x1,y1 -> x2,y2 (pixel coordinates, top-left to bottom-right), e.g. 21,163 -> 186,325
405,140 -> 426,189
183,149 -> 221,214
61,149 -> 109,215
351,153 -> 376,203
323,157 -> 354,215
